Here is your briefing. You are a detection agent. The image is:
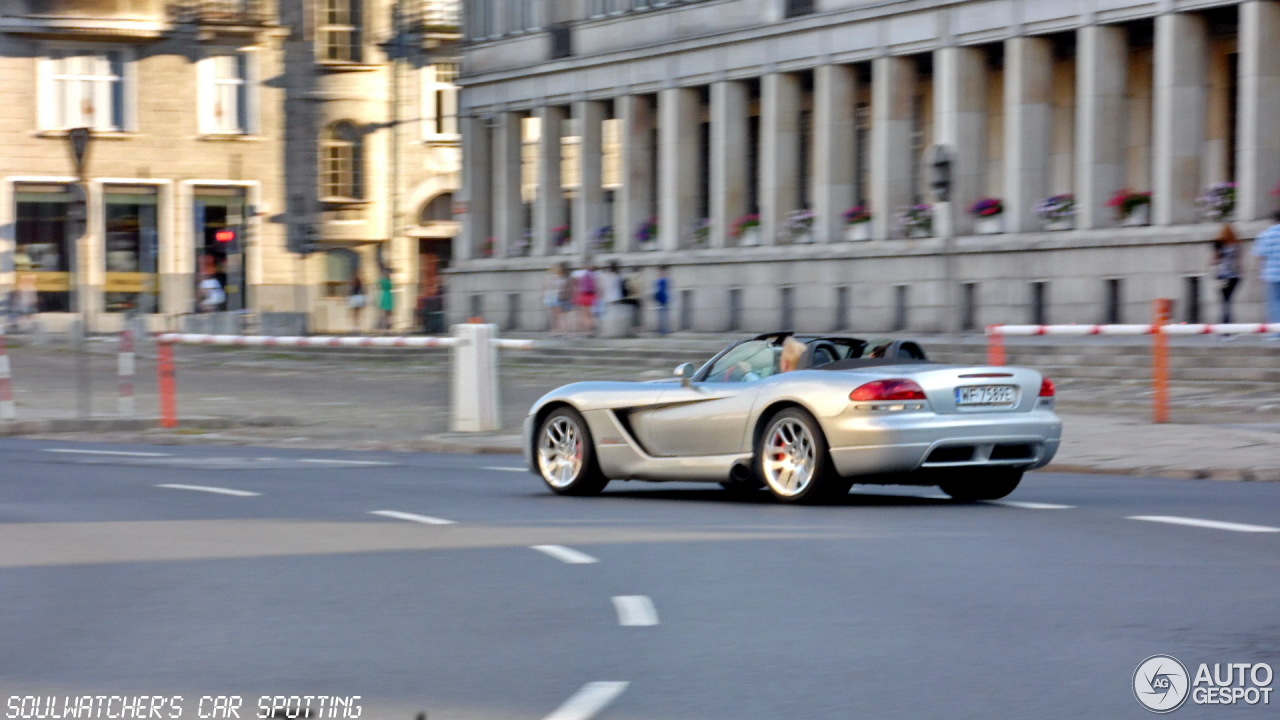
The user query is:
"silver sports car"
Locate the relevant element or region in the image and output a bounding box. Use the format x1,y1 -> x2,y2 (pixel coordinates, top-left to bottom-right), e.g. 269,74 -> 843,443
524,332 -> 1062,504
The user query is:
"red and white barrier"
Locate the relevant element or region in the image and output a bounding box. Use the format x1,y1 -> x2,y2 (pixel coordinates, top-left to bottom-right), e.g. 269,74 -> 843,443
988,304 -> 1280,423
988,323 -> 1280,336
118,329 -> 135,418
0,333 -> 14,421
155,326 -> 534,432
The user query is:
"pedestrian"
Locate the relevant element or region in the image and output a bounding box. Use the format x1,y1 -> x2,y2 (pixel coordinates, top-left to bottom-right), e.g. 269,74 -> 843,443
600,260 -> 624,335
378,268 -> 394,331
618,266 -> 642,336
15,269 -> 37,332
1253,209 -> 1280,340
653,265 -> 671,335
348,273 -> 366,332
572,262 -> 598,336
543,263 -> 568,335
1210,223 -> 1244,330
198,273 -> 224,313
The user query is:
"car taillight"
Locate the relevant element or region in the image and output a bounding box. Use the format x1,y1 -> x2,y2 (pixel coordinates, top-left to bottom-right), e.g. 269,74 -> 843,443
1039,376 -> 1056,397
850,379 -> 927,402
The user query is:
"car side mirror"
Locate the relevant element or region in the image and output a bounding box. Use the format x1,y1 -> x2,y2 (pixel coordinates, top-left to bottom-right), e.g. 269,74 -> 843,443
674,362 -> 695,387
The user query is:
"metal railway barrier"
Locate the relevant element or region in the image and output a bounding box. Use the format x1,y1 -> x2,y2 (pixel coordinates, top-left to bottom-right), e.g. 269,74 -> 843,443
988,300 -> 1280,423
156,324 -> 534,433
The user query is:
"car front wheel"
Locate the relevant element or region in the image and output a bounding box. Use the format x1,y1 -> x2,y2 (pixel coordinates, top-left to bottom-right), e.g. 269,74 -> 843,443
938,469 -> 1024,501
756,408 -> 843,504
536,407 -> 609,496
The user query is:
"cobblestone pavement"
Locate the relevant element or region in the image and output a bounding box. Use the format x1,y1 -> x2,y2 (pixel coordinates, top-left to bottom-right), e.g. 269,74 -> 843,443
1,337 -> 1277,481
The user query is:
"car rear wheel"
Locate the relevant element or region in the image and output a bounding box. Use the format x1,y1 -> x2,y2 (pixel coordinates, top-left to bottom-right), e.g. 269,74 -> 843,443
536,407 -> 609,496
756,408 -> 843,504
938,469 -> 1024,501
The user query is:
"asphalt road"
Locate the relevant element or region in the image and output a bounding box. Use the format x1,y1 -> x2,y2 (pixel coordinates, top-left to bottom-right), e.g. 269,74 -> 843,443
1,439 -> 1278,720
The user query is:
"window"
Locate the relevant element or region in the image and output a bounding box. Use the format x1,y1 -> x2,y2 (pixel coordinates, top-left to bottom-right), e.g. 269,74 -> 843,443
104,185 -> 161,313
319,0 -> 361,62
14,184 -> 74,312
422,0 -> 461,30
422,61 -> 459,140
420,193 -> 455,223
39,46 -> 131,131
322,121 -> 363,200
199,51 -> 252,134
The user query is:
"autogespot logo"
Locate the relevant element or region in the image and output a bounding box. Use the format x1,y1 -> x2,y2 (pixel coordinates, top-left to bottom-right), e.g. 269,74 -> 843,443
1135,655 -> 1190,713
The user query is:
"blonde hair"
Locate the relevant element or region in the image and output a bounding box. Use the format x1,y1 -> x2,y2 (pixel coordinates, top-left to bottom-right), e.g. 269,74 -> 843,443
780,337 -> 807,371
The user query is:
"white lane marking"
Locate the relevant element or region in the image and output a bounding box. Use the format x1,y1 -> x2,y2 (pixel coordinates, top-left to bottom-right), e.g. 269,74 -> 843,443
45,448 -> 172,458
156,484 -> 260,497
482,466 -> 527,472
984,500 -> 1075,510
301,459 -> 395,466
1128,515 -> 1280,533
612,596 -> 659,627
531,545 -> 599,564
542,682 -> 629,720
368,510 -> 455,525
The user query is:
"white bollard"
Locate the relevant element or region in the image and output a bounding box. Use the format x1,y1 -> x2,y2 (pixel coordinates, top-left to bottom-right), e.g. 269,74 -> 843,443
450,323 -> 501,432
0,331 -> 14,420
118,328 -> 136,418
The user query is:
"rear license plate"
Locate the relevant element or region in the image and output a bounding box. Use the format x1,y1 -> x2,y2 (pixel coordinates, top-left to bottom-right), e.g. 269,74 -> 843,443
955,385 -> 1017,407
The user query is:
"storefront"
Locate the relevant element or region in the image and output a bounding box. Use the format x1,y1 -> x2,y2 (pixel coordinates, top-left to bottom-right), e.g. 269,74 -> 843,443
14,183 -> 73,313
193,186 -> 249,312
103,185 -> 160,314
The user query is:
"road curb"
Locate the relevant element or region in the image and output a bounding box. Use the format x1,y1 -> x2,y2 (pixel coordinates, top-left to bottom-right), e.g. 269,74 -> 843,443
0,416 -> 288,437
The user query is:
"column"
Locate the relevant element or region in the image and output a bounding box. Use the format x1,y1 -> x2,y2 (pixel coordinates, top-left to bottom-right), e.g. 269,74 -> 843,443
760,72 -> 801,245
535,105 -> 565,256
934,47 -> 986,237
573,100 -> 605,258
870,56 -> 914,240
659,86 -> 699,251
1004,36 -> 1053,234
460,115 -> 491,261
711,81 -> 749,248
811,64 -> 856,243
616,94 -> 654,252
1076,25 -> 1128,230
494,111 -> 523,258
1152,12 -> 1207,226
1237,1 -> 1280,221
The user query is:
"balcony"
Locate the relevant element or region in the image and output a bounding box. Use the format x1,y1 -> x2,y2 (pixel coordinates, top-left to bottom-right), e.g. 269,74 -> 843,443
167,0 -> 271,27
417,0 -> 461,36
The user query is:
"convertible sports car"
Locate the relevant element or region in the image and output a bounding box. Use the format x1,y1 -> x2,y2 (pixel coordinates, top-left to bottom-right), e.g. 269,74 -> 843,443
524,332 -> 1062,504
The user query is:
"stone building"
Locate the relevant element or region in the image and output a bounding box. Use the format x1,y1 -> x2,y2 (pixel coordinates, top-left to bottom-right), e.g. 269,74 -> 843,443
454,0 -> 1280,333
0,0 -> 461,333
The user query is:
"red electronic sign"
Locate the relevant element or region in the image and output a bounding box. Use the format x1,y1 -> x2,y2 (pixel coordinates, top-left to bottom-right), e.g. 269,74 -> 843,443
215,229 -> 236,243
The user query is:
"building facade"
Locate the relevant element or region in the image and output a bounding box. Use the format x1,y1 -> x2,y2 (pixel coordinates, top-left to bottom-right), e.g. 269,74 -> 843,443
454,0 -> 1280,333
0,0 -> 461,333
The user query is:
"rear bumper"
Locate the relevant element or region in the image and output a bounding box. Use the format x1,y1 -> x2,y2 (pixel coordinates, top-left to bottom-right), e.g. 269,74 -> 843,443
826,410 -> 1062,478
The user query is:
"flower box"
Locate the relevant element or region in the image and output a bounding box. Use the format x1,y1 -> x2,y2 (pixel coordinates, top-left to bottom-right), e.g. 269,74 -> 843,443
1120,204 -> 1150,227
739,226 -> 761,246
975,216 -> 1003,235
1043,218 -> 1074,232
844,223 -> 871,242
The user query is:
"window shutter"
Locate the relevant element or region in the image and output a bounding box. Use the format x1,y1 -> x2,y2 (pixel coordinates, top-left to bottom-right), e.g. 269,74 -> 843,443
197,54 -> 213,134
441,84 -> 458,136
422,65 -> 437,140
239,52 -> 252,134
36,52 -> 54,130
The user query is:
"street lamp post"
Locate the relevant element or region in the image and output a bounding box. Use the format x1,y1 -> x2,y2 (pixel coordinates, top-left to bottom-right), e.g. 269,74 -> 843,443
926,144 -> 957,333
67,127 -> 92,418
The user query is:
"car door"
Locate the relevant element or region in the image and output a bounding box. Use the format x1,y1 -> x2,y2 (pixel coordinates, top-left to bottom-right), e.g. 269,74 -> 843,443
639,341 -> 776,457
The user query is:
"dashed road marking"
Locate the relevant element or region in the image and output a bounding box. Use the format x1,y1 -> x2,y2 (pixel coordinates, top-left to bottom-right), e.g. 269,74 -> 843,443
985,500 -> 1075,510
45,448 -> 172,458
542,682 -> 629,720
368,510 -> 455,525
482,466 -> 527,473
611,596 -> 658,626
156,484 -> 260,497
1128,515 -> 1280,533
531,545 -> 599,564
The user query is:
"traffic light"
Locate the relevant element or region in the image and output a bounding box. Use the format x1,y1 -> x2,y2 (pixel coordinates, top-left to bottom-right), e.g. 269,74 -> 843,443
215,229 -> 237,244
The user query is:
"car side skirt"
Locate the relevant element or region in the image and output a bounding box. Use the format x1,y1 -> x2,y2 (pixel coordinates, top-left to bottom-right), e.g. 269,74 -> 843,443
583,408 -> 748,482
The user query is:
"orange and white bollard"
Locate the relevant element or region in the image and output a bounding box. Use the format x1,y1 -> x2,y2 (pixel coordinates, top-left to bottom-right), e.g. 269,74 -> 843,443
0,332 -> 14,421
118,328 -> 135,418
1152,298 -> 1172,424
157,340 -> 177,429
986,325 -> 1006,366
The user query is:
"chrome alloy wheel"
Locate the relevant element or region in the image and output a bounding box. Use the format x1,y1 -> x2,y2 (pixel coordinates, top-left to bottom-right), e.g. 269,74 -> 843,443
762,417 -> 817,497
538,415 -> 584,488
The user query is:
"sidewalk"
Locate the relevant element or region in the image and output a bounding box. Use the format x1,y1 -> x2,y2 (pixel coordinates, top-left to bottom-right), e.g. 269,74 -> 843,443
0,336 -> 1275,481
